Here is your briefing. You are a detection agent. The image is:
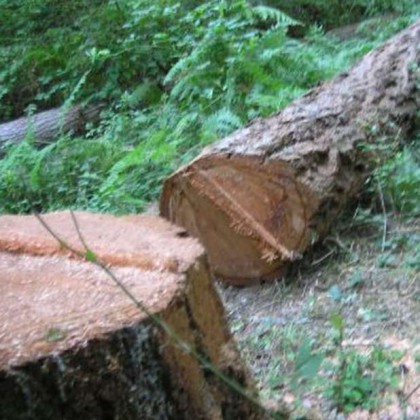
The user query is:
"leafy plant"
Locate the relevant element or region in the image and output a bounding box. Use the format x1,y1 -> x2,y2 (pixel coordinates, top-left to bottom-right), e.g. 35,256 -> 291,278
374,144 -> 420,216
254,0 -> 419,29
291,339 -> 323,388
325,313 -> 401,413
0,0 -> 418,215
0,136 -> 120,213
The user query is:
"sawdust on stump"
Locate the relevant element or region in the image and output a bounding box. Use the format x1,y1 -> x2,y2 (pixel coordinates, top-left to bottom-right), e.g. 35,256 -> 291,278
0,211 -> 266,419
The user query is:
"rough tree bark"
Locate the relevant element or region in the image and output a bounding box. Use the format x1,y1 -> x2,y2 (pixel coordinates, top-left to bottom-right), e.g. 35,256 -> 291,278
0,212 -> 269,419
0,103 -> 103,151
160,21 -> 419,285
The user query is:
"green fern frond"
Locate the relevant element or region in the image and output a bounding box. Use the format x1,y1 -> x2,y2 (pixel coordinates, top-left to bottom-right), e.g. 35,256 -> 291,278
29,142 -> 58,189
173,112 -> 200,138
203,107 -> 243,137
100,129 -> 171,193
251,6 -> 300,28
164,55 -> 192,86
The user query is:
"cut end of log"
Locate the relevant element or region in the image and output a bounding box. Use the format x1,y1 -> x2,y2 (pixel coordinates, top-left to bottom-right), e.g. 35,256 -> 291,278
161,22 -> 419,286
0,211 -> 262,419
160,156 -> 319,285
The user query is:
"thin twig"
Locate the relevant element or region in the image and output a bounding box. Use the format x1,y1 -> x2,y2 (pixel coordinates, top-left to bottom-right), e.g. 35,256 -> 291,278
311,249 -> 335,266
324,235 -> 349,253
403,383 -> 420,404
398,273 -> 419,297
376,179 -> 388,252
70,210 -> 91,252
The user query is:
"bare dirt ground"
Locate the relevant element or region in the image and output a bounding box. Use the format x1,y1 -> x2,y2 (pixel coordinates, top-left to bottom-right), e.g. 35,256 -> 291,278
219,209 -> 419,419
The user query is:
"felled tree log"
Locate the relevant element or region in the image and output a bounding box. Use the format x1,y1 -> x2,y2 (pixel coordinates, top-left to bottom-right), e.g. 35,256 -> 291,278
0,211 -> 267,419
160,21 -> 419,285
0,103 -> 103,151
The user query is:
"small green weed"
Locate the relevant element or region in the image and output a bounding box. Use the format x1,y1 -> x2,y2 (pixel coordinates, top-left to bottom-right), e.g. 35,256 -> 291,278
44,327 -> 67,343
374,143 -> 420,216
325,313 -> 401,413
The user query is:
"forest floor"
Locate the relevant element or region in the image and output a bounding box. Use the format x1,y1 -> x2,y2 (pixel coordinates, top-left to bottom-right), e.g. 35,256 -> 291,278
219,208 -> 419,419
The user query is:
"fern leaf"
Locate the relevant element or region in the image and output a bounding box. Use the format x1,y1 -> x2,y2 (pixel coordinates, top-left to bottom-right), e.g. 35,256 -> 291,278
203,108 -> 243,137
251,6 -> 300,28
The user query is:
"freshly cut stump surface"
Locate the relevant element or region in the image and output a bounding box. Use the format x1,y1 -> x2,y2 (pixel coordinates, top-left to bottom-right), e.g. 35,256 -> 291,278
160,21 -> 419,285
0,211 -> 262,420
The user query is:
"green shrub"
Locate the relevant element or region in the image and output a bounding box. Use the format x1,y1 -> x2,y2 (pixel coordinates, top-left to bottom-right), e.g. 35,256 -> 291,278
1,0 -> 418,214
325,313 -> 401,413
0,137 -> 120,213
252,0 -> 419,29
375,144 -> 420,216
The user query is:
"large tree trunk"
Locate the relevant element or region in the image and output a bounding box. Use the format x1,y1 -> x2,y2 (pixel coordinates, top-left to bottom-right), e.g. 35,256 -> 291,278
0,212 -> 269,419
160,21 -> 419,286
0,103 -> 103,151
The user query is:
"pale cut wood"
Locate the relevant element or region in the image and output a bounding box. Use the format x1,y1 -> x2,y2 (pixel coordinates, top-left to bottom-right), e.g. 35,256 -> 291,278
0,212 -> 266,419
161,21 -> 420,285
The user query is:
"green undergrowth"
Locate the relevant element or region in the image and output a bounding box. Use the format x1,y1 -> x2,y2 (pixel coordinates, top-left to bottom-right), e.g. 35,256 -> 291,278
256,0 -> 418,29
234,312 -> 407,414
226,198 -> 419,416
0,0 -> 419,214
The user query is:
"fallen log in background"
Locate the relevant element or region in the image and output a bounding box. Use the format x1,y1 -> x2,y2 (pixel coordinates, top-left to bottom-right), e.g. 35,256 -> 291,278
0,212 -> 264,419
161,21 -> 419,285
0,103 -> 103,151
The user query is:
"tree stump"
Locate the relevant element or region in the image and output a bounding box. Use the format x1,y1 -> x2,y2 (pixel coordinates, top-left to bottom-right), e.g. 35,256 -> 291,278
0,211 -> 266,419
160,21 -> 419,285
